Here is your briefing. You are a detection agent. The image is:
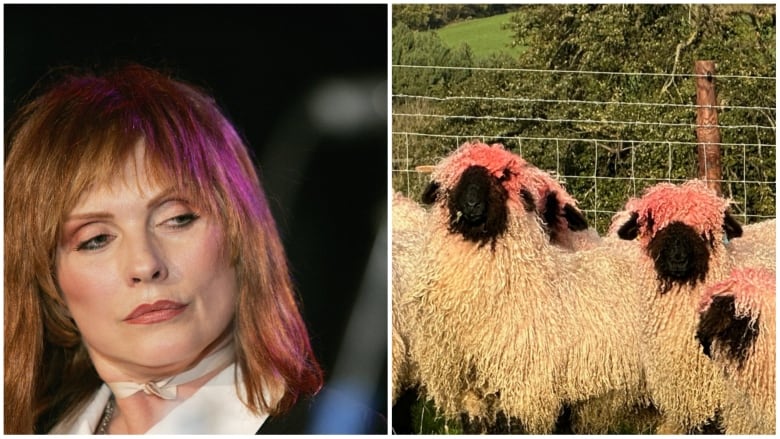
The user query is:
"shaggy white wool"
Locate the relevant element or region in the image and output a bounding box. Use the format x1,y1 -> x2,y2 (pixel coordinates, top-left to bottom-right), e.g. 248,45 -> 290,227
391,193 -> 430,402
554,237 -> 655,433
727,218 -> 776,272
405,199 -> 569,433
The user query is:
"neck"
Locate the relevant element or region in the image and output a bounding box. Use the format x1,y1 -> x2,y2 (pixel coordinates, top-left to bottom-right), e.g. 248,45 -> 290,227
106,363 -> 229,434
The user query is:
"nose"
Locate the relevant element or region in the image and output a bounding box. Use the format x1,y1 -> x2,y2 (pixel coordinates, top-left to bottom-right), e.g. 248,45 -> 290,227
668,243 -> 690,264
461,184 -> 485,221
464,185 -> 480,207
125,233 -> 168,286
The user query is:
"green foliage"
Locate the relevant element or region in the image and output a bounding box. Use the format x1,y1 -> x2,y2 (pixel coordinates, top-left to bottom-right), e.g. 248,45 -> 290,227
392,22 -> 475,97
409,398 -> 463,434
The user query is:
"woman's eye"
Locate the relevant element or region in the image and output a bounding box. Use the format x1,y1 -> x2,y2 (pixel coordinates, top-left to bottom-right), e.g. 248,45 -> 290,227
164,213 -> 200,229
76,234 -> 114,251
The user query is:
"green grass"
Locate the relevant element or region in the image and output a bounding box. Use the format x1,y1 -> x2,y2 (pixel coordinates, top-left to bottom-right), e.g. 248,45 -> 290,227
434,12 -> 525,59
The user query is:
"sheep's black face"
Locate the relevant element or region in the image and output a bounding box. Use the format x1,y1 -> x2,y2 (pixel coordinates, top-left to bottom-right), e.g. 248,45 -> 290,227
447,165 -> 508,247
646,222 -> 710,294
696,296 -> 758,368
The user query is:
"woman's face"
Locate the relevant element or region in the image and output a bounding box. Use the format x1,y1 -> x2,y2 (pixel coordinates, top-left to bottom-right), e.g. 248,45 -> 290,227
55,145 -> 238,382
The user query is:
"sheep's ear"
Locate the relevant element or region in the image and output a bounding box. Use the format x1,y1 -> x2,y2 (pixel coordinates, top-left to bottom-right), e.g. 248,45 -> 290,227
723,212 -> 743,240
421,181 -> 440,205
696,296 -> 757,363
520,188 -> 536,212
563,204 -> 588,231
543,192 -> 561,227
541,192 -> 587,230
616,212 -> 640,240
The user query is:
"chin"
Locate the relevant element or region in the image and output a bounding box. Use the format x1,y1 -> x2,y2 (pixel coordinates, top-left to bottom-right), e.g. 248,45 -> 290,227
126,338 -> 216,374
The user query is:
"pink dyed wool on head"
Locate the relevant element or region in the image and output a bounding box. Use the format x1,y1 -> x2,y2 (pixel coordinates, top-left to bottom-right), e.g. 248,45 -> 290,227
519,165 -> 579,215
699,267 -> 776,317
432,141 -> 528,205
626,180 -> 731,246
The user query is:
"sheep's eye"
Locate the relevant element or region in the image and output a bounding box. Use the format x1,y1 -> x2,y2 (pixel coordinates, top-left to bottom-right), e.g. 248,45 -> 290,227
499,168 -> 511,182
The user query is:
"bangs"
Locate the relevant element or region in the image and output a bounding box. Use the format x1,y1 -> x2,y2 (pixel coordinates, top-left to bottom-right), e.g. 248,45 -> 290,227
68,129 -> 218,218
50,69 -> 235,225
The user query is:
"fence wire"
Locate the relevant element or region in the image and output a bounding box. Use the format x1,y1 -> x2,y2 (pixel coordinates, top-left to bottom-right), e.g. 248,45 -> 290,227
391,65 -> 776,233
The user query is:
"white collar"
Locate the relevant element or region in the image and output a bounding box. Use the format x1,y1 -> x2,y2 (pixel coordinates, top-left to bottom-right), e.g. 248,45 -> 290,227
49,363 -> 268,434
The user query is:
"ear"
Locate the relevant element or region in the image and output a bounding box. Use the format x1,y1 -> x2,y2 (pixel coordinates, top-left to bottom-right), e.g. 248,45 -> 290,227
519,188 -> 535,212
723,211 -> 743,240
542,192 -> 561,228
563,204 -> 588,231
541,192 -> 588,230
616,212 -> 640,240
421,181 -> 440,205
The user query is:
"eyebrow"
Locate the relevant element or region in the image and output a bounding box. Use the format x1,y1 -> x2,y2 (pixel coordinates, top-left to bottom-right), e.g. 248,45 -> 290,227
145,186 -> 179,209
64,211 -> 114,222
63,186 -> 179,222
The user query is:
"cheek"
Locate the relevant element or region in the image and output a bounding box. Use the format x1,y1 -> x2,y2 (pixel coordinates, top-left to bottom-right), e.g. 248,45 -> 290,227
205,267 -> 239,318
55,255 -> 117,315
184,226 -> 231,286
187,229 -> 238,311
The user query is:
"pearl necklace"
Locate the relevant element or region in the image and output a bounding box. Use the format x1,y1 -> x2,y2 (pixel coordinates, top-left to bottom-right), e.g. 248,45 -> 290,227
95,395 -> 115,435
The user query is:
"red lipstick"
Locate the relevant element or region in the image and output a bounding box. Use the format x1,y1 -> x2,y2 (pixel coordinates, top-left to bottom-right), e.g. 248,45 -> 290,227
124,300 -> 187,324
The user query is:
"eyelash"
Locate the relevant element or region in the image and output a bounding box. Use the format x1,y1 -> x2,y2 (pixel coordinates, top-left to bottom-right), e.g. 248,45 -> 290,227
76,234 -> 114,251
74,213 -> 200,251
165,213 -> 200,229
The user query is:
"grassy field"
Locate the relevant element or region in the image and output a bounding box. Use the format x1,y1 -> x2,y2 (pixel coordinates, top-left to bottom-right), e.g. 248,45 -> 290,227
434,12 -> 524,59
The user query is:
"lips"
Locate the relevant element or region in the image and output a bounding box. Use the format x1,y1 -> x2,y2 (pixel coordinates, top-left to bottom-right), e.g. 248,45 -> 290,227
124,300 -> 187,324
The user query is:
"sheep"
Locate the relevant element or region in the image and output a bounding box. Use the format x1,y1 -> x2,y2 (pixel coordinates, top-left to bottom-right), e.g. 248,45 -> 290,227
611,179 -> 744,434
391,192 -> 429,404
696,267 -> 776,434
402,141 -> 567,433
727,218 -> 776,271
390,149 -> 597,430
402,141 -> 648,434
391,234 -> 425,434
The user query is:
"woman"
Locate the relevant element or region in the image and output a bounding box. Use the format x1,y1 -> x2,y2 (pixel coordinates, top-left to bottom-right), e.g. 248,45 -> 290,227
5,64 -> 379,434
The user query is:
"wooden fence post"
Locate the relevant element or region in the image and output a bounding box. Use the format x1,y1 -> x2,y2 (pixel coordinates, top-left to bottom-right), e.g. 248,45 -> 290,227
695,60 -> 722,195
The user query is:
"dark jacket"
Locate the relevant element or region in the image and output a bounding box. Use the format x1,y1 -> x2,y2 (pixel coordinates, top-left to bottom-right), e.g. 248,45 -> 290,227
257,387 -> 387,434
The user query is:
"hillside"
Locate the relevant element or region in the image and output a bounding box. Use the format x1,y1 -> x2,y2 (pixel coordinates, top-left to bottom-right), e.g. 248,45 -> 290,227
434,12 -> 525,59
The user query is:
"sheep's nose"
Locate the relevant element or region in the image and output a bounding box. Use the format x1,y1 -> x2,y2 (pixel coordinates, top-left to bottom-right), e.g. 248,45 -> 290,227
460,184 -> 486,221
669,246 -> 689,263
464,184 -> 481,204
665,242 -> 692,273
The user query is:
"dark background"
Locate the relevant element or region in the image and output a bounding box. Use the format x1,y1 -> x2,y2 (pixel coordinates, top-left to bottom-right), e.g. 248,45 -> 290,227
5,4 -> 388,431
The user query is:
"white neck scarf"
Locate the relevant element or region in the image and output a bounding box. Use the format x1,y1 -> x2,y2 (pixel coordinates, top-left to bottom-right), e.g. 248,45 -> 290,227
106,339 -> 235,400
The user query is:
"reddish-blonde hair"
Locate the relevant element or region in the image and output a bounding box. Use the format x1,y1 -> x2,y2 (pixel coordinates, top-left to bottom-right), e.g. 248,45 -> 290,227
4,64 -> 323,433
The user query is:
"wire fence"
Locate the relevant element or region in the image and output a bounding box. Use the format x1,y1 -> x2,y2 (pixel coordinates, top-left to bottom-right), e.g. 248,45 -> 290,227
391,64 -> 776,233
